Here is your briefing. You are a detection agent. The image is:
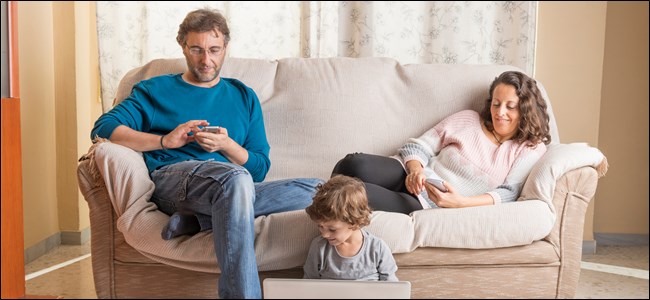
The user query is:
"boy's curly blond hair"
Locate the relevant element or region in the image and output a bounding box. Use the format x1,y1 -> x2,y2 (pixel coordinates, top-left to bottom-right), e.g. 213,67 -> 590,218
306,175 -> 371,228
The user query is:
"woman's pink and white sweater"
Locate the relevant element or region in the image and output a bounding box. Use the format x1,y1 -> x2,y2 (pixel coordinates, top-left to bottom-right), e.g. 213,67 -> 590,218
393,110 -> 547,208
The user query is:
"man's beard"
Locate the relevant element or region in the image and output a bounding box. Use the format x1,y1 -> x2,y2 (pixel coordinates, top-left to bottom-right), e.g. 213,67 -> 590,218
191,66 -> 219,83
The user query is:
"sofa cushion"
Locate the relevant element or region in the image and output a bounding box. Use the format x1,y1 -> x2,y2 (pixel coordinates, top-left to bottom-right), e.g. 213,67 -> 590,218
519,142 -> 607,215
393,240 -> 559,267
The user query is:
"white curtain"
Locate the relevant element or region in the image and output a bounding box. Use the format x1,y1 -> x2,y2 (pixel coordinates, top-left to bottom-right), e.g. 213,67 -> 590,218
97,1 -> 537,112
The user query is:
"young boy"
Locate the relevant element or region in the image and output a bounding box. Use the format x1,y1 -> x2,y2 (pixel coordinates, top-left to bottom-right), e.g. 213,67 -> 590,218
303,175 -> 398,281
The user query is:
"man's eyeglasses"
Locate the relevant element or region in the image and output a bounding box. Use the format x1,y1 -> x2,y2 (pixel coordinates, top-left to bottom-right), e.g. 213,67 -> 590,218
186,45 -> 224,57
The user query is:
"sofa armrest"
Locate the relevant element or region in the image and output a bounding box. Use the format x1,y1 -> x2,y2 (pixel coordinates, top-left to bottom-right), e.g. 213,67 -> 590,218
548,166 -> 599,298
545,166 -> 598,249
82,141 -> 222,272
518,142 -> 605,259
519,143 -> 606,212
517,142 -> 606,298
77,156 -> 116,299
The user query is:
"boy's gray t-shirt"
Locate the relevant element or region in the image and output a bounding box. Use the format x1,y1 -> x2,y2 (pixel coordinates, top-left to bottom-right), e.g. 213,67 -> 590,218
303,229 -> 398,281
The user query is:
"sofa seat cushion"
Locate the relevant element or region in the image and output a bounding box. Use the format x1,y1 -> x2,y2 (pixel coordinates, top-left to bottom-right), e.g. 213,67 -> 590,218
113,218 -> 161,264
393,240 -> 559,267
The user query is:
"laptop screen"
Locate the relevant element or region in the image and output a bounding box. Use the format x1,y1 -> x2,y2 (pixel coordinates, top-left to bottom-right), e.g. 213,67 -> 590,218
263,278 -> 411,299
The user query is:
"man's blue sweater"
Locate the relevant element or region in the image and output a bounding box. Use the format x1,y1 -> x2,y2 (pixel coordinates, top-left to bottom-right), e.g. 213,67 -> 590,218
91,74 -> 270,182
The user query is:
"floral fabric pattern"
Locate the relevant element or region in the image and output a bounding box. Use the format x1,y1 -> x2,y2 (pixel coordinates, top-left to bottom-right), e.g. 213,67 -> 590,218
97,1 -> 536,112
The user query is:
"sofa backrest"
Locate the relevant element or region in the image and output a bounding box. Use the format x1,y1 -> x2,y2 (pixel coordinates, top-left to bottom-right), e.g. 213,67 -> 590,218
114,57 -> 559,181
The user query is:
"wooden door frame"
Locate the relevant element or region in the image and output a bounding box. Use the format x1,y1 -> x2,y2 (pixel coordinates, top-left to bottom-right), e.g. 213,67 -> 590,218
1,1 -> 26,298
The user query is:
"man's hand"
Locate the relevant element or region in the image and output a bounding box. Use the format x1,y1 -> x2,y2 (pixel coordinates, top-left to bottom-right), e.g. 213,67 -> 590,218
194,127 -> 231,152
193,126 -> 249,165
163,120 -> 210,149
110,120 -> 208,152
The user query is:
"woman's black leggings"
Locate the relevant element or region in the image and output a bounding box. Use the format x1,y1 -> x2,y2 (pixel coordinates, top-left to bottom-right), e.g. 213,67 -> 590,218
331,153 -> 423,214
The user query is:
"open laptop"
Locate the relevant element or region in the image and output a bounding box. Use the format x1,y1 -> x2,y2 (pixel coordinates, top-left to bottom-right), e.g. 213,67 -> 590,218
263,278 -> 411,299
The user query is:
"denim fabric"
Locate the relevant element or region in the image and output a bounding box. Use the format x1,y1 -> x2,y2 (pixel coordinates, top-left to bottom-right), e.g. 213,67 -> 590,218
151,160 -> 323,299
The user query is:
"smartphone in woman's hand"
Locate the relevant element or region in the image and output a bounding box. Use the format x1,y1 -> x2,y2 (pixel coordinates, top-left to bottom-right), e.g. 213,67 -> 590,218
426,178 -> 448,192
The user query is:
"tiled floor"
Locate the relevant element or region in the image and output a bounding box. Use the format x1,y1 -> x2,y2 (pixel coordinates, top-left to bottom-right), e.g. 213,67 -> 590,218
576,245 -> 649,298
24,243 -> 649,298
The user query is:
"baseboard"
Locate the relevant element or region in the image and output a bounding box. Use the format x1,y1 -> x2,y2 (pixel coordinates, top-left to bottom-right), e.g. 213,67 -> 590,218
24,232 -> 61,265
594,233 -> 649,246
61,227 -> 91,245
24,227 -> 91,265
582,240 -> 597,255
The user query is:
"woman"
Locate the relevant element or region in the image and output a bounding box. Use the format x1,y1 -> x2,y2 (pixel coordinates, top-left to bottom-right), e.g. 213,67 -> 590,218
332,71 -> 551,214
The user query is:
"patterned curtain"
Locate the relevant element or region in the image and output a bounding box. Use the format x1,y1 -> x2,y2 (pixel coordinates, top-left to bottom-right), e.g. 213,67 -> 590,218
97,1 -> 537,112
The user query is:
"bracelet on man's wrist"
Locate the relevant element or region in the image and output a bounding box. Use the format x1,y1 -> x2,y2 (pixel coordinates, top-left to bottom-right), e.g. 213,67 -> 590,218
160,135 -> 168,151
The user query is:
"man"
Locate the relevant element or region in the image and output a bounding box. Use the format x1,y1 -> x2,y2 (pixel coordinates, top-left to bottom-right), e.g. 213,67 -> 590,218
91,8 -> 321,299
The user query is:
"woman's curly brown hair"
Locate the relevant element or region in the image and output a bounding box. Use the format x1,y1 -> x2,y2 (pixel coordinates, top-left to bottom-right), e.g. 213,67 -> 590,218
306,175 -> 371,228
480,71 -> 551,146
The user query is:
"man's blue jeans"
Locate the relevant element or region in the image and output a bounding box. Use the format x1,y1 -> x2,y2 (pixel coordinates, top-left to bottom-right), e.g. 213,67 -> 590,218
151,160 -> 323,299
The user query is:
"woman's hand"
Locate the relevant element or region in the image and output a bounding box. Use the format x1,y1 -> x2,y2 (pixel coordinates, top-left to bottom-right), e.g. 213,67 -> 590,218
405,160 -> 426,194
425,182 -> 467,208
405,171 -> 427,194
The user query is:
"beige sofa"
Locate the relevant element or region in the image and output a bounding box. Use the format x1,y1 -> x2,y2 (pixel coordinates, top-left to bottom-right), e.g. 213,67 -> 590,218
77,57 -> 607,299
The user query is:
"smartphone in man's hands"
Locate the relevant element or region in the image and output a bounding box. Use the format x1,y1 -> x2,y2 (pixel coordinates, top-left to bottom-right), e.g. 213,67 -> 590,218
201,126 -> 221,133
425,178 -> 448,192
